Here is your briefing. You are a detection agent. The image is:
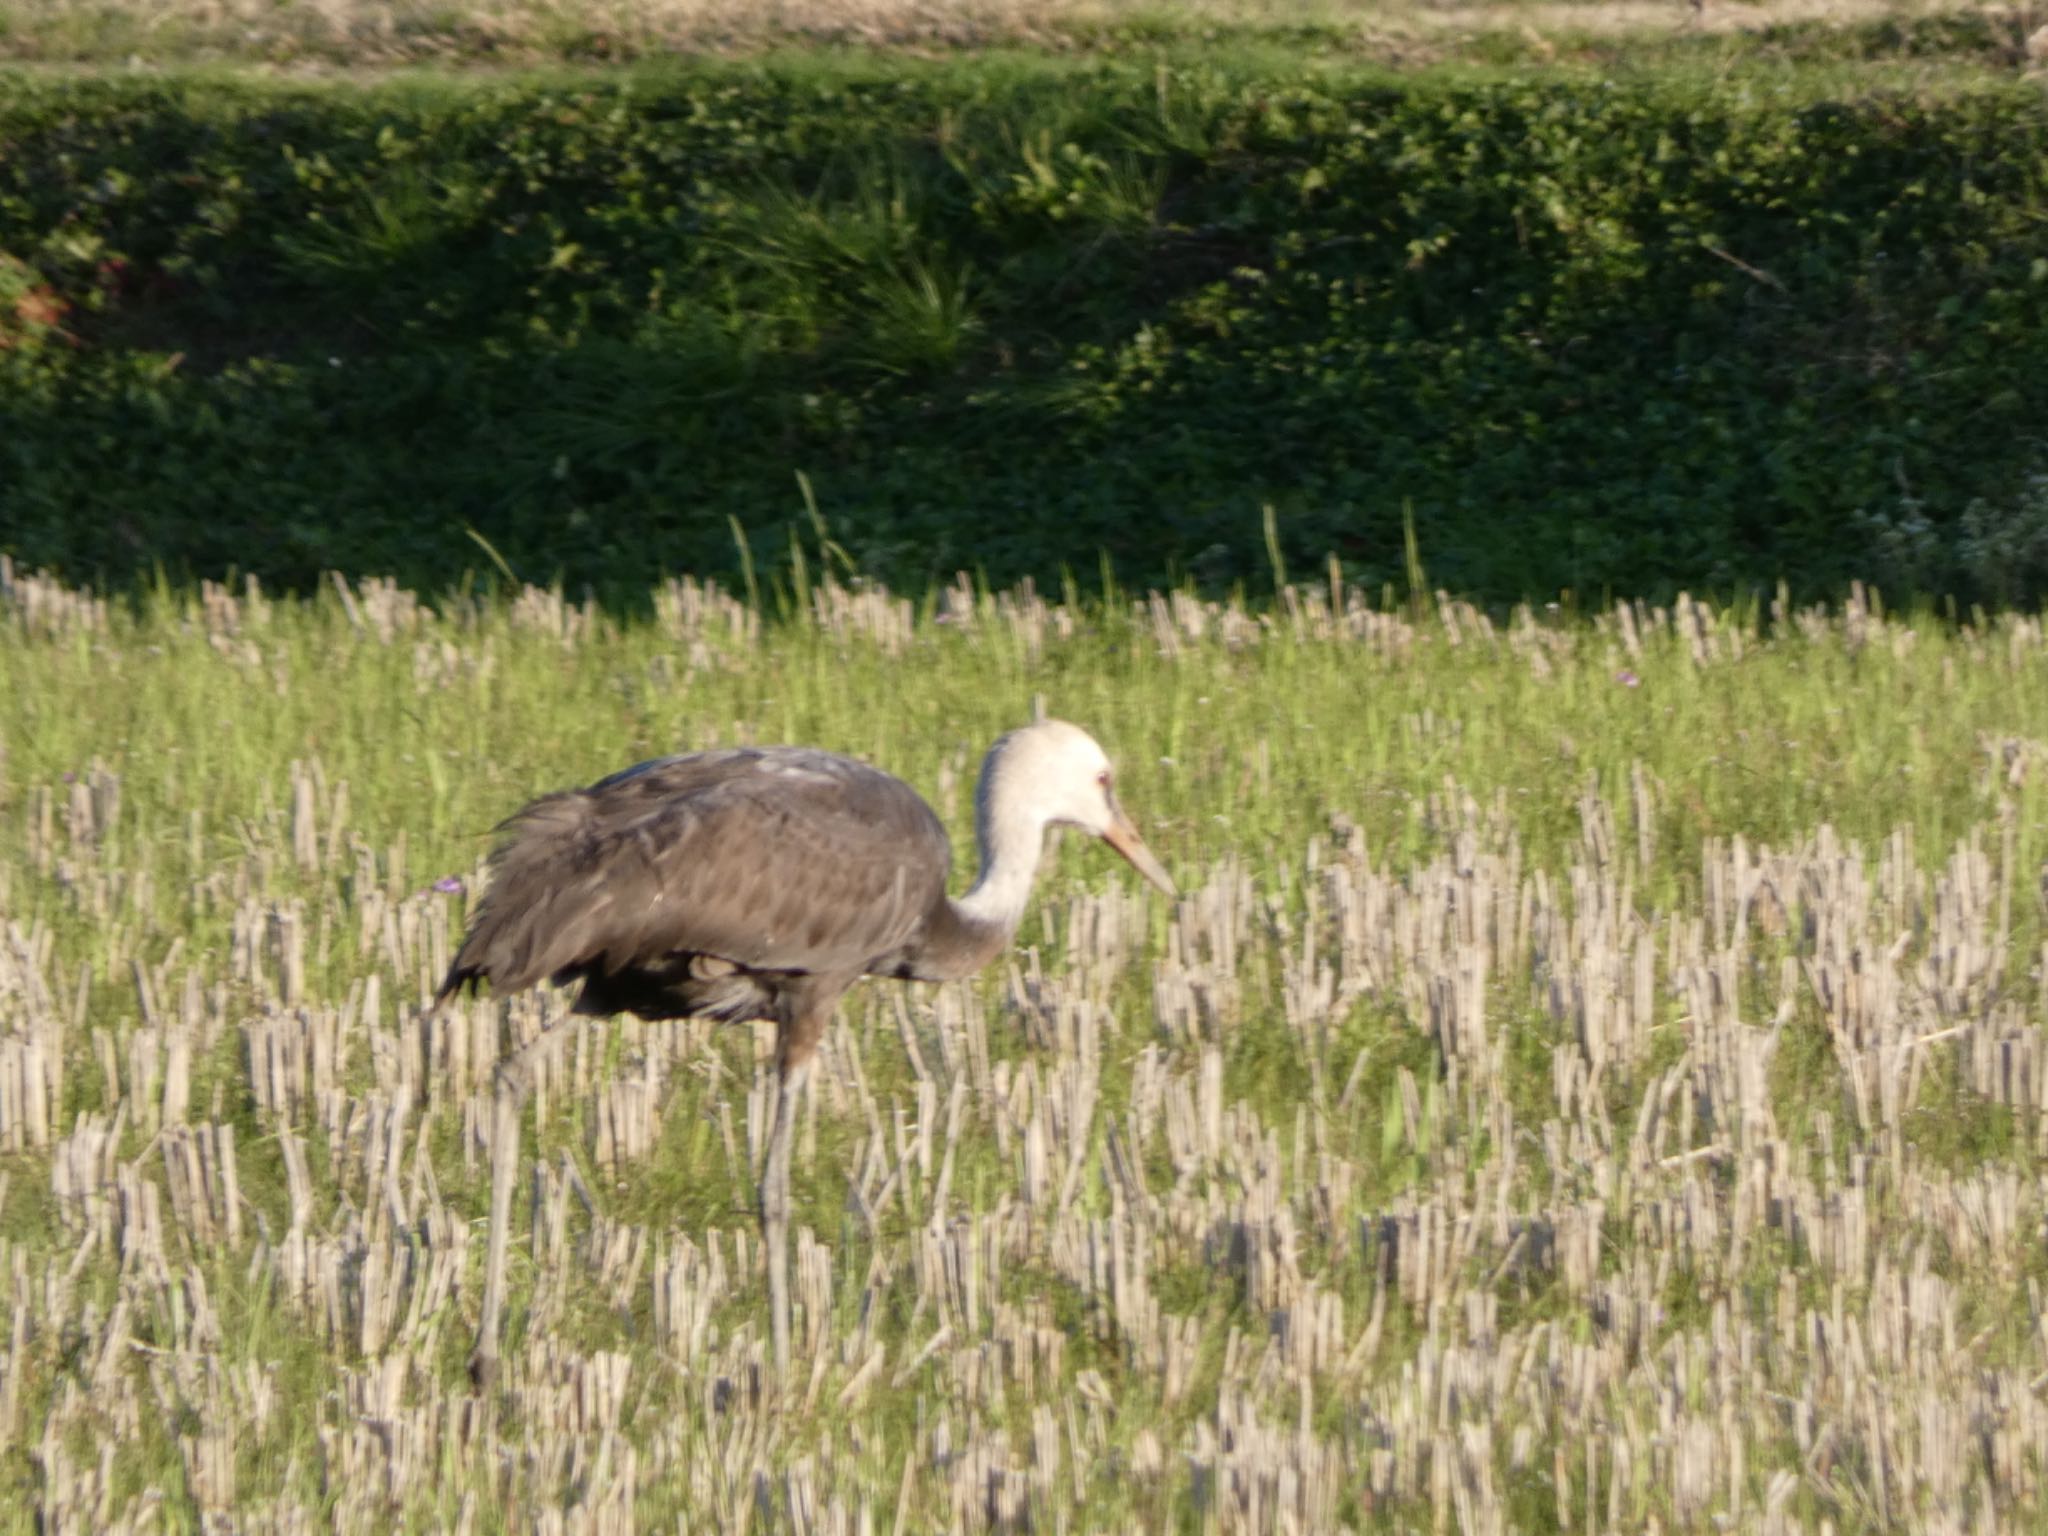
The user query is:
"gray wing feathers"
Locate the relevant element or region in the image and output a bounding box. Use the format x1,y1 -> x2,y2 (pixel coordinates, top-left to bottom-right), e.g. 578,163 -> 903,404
438,748 -> 950,1002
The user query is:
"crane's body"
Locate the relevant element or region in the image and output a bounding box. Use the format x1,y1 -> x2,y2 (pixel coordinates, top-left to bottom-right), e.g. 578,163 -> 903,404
440,721 -> 1175,1388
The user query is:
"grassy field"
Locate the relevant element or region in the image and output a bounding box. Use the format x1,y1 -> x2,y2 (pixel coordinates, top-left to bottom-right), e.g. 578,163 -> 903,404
4,559 -> 2048,1529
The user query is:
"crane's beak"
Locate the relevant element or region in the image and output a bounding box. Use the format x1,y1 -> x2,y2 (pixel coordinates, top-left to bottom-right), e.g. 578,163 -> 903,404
1102,800 -> 1178,898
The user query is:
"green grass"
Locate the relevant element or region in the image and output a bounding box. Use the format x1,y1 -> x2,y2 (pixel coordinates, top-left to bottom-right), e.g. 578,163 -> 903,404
5,567 -> 2048,1526
8,577 -> 2037,922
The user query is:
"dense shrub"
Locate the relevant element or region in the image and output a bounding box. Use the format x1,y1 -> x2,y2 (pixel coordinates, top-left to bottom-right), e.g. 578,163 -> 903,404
2,63 -> 2046,604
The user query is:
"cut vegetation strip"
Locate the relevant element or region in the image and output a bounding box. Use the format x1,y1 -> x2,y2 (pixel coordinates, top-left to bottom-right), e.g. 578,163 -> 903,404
0,0 -> 2036,66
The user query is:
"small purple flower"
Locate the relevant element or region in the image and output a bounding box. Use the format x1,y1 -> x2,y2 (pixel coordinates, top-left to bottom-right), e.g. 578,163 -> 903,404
1614,669 -> 1640,688
60,771 -> 76,783
433,875 -> 466,895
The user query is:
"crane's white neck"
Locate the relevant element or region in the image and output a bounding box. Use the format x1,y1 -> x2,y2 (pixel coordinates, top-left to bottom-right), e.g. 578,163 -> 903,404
911,722 -> 1117,983
953,775 -> 1046,937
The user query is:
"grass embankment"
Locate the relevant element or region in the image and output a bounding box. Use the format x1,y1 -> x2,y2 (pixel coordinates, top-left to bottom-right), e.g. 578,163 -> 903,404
4,54 -> 2048,606
3,564 -> 2048,1528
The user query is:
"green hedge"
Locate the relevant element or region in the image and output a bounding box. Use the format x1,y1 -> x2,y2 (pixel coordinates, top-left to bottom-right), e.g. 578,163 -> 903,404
4,63 -> 2047,604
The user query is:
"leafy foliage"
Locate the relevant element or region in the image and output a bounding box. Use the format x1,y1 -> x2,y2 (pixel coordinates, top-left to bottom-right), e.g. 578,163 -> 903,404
3,62 -> 2047,604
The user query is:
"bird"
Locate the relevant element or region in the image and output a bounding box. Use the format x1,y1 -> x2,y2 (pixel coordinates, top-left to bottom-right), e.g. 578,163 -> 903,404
435,718 -> 1177,1389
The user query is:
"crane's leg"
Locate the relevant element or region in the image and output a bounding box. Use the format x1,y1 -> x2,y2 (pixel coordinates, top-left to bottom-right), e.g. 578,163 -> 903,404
470,1029 -> 552,1390
761,1027 -> 817,1381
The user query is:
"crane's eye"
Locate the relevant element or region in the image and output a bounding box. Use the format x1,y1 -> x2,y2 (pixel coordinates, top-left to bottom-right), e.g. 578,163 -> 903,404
1096,770 -> 1112,789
